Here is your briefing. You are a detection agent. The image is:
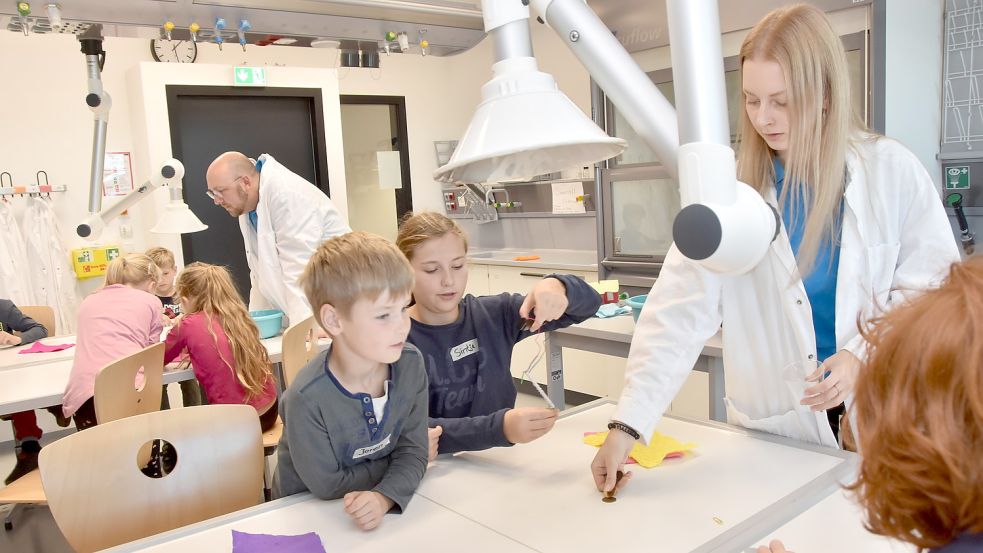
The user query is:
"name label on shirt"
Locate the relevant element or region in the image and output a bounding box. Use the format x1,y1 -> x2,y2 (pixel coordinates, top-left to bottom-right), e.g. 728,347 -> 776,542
352,433 -> 392,460
450,338 -> 479,362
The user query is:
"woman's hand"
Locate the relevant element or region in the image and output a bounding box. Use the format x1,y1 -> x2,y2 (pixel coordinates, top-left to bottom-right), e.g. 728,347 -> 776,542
590,428 -> 635,493
519,277 -> 568,332
801,350 -> 860,411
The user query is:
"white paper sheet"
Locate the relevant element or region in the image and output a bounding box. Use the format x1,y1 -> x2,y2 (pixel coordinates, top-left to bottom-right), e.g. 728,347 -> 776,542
551,181 -> 586,214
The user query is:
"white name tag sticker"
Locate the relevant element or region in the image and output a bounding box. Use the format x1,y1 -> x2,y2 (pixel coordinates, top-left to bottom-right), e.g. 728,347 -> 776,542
450,338 -> 479,362
353,433 -> 392,460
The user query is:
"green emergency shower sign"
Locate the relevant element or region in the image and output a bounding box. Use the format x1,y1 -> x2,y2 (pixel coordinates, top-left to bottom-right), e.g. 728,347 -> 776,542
946,166 -> 971,190
233,66 -> 266,87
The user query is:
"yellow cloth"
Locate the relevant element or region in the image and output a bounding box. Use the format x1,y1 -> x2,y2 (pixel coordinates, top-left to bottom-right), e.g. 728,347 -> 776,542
582,431 -> 697,468
588,280 -> 619,294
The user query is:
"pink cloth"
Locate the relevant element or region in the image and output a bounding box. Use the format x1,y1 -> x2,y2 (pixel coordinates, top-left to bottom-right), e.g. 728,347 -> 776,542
62,284 -> 164,418
164,312 -> 276,413
18,342 -> 75,354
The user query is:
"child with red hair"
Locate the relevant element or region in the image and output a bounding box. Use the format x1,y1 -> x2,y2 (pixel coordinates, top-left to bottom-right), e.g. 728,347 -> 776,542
759,256 -> 983,552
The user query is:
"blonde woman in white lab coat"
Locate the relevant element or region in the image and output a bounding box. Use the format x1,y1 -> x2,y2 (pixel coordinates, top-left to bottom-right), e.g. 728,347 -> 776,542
592,3 -> 961,494
206,152 -> 351,328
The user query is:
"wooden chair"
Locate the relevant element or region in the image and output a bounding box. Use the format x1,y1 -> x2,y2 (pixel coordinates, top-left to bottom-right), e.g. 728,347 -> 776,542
0,343 -> 166,530
0,305 -> 56,529
280,315 -> 318,389
38,405 -> 264,553
94,342 -> 165,424
19,305 -> 55,337
0,469 -> 45,531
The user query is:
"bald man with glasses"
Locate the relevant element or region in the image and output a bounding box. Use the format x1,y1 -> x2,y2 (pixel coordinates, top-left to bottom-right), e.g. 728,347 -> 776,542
206,151 -> 350,329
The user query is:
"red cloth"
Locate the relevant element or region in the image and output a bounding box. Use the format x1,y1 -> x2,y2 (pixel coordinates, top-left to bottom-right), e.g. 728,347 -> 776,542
164,312 -> 276,413
18,342 -> 74,354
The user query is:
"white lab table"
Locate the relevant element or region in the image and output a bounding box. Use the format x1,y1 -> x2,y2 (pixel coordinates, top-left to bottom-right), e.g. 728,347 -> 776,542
418,400 -> 852,553
0,336 -> 78,370
101,493 -> 537,553
754,488 -> 913,553
105,400 -> 867,553
546,316 -> 725,421
0,334 -> 327,416
0,360 -> 195,417
0,333 -> 308,372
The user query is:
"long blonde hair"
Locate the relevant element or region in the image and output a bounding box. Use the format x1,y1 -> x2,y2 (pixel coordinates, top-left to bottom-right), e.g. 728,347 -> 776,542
736,3 -> 865,276
105,253 -> 160,288
175,263 -> 272,399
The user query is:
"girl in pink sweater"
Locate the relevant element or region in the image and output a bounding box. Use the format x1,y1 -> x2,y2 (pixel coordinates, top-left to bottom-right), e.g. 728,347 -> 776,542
63,253 -> 163,430
164,263 -> 278,431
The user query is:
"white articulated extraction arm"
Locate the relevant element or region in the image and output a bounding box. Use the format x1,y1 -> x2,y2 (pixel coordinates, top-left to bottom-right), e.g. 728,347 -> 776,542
75,25 -> 206,240
436,0 -> 778,275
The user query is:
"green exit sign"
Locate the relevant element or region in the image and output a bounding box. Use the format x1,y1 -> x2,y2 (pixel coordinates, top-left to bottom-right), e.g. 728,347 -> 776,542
946,165 -> 971,190
233,66 -> 266,87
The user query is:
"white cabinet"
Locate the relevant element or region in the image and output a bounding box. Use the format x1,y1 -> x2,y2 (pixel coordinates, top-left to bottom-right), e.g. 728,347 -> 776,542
666,371 -> 710,421
486,265 -> 596,295
465,263 -> 490,297
481,265 -> 622,402
464,262 -> 711,418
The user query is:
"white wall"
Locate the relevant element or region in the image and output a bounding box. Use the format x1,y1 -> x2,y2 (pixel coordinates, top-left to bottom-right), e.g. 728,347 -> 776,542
882,0 -> 944,187
0,19 -> 591,300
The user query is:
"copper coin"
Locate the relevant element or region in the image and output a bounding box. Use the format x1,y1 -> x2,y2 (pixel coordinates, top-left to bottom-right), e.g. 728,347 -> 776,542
602,496 -> 616,503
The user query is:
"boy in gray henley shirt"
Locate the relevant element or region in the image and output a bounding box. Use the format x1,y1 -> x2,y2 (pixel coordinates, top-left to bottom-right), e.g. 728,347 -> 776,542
272,232 -> 429,531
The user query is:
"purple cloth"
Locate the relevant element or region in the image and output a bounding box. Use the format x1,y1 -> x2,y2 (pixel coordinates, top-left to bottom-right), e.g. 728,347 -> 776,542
18,342 -> 74,354
231,530 -> 326,553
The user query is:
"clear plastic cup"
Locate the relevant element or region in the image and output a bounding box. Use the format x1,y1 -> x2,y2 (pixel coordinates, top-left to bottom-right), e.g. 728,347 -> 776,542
782,359 -> 823,402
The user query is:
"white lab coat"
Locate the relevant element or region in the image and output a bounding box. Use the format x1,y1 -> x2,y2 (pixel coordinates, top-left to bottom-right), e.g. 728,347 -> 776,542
613,136 -> 961,448
239,154 -> 351,327
21,197 -> 80,334
0,201 -> 34,305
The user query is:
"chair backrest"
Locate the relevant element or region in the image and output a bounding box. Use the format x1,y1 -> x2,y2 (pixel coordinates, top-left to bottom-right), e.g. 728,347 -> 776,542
19,305 -> 55,337
39,405 -> 264,553
281,315 -> 318,388
94,342 -> 165,424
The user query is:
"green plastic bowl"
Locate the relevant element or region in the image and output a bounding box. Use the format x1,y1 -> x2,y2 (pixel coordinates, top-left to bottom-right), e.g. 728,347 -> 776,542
627,295 -> 647,322
250,309 -> 284,339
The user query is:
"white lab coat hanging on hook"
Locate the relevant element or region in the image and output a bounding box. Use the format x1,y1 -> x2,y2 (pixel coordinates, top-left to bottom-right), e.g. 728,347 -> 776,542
22,196 -> 80,334
0,199 -> 34,304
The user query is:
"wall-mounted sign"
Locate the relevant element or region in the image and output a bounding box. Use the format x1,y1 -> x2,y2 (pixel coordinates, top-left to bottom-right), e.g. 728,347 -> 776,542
104,152 -> 133,197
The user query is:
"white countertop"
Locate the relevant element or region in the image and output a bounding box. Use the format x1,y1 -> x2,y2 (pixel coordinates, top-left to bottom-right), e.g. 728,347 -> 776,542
468,248 -> 598,272
555,315 -> 723,357
758,488 -> 913,553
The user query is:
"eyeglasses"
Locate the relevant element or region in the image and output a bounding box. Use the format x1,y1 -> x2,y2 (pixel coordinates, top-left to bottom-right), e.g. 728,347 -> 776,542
206,175 -> 244,201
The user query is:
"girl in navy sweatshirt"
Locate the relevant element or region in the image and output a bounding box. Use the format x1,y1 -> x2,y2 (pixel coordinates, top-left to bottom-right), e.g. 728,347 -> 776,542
397,213 -> 600,459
